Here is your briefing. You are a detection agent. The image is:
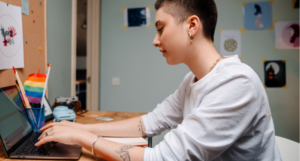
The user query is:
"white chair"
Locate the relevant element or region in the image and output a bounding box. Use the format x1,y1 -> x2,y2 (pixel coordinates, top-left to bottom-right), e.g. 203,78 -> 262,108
275,136 -> 300,161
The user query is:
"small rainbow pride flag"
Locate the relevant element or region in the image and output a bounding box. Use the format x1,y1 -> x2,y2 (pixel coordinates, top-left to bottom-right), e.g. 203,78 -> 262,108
23,73 -> 46,104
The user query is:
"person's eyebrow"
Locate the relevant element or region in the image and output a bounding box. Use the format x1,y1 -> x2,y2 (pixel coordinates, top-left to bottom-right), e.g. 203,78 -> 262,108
155,20 -> 161,27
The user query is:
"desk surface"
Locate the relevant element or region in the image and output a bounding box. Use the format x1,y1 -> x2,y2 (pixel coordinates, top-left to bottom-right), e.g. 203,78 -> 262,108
0,111 -> 147,161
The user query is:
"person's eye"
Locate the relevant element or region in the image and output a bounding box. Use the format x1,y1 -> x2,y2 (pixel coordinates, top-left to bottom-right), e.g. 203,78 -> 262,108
157,27 -> 164,34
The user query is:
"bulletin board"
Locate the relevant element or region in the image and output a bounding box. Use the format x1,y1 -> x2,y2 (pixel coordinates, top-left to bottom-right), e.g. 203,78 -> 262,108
0,0 -> 46,88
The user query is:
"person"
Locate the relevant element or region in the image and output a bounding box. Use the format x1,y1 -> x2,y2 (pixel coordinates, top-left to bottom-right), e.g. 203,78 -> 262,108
35,0 -> 282,160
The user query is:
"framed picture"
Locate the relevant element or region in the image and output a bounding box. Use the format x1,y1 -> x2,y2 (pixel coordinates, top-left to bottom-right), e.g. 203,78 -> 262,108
243,1 -> 273,30
275,21 -> 299,49
123,7 -> 150,27
264,60 -> 286,88
43,96 -> 53,121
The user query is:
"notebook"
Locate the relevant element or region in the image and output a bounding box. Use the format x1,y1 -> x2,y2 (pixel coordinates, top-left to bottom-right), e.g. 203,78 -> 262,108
0,85 -> 81,159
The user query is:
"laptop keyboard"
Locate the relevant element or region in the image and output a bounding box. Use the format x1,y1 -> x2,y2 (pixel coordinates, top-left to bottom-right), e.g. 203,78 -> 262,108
16,133 -> 53,156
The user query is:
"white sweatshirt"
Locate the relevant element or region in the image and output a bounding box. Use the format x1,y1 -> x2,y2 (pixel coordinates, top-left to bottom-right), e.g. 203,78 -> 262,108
141,55 -> 282,161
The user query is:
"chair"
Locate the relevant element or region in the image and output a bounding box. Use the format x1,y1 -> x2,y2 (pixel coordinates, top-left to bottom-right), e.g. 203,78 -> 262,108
275,136 -> 299,161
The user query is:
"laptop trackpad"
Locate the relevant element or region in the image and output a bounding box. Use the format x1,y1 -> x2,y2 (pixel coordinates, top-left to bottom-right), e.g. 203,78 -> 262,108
49,143 -> 82,158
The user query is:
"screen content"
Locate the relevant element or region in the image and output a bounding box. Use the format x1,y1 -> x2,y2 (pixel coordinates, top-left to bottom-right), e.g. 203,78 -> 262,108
0,86 -> 32,151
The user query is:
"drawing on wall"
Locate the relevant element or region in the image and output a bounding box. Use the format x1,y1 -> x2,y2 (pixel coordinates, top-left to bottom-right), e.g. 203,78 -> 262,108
220,30 -> 241,57
123,7 -> 150,27
275,21 -> 299,49
264,60 -> 286,87
243,1 -> 273,30
293,0 -> 299,8
0,1 -> 24,70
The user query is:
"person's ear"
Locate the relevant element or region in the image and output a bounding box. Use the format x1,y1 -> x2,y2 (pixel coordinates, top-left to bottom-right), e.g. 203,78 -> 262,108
187,15 -> 201,41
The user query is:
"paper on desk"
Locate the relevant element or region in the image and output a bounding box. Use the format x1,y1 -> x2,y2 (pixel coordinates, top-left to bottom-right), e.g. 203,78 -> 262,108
96,117 -> 114,121
103,137 -> 148,146
0,1 -> 24,70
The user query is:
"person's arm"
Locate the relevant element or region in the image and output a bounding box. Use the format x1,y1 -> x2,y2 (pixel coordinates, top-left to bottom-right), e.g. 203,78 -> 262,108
86,116 -> 147,138
143,75 -> 259,160
35,125 -> 145,160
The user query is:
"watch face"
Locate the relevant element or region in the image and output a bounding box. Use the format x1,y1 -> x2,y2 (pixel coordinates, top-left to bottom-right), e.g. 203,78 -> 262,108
264,60 -> 286,87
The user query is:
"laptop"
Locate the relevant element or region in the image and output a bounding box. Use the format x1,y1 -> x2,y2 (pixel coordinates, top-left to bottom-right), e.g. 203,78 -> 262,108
0,85 -> 82,159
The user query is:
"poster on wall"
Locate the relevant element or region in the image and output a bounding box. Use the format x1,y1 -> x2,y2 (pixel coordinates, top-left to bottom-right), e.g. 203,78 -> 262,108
0,1 -> 24,70
243,1 -> 273,30
123,7 -> 150,27
264,60 -> 286,88
220,30 -> 241,57
275,21 -> 299,49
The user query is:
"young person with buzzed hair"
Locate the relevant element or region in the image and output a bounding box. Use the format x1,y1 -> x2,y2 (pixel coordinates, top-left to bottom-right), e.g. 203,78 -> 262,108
35,0 -> 282,160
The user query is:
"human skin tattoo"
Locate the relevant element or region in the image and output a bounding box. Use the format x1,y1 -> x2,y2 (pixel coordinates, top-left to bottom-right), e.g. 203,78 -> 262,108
115,145 -> 135,161
138,121 -> 145,136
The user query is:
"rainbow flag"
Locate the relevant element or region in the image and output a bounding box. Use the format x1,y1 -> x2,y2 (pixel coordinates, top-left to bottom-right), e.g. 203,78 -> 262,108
23,73 -> 46,104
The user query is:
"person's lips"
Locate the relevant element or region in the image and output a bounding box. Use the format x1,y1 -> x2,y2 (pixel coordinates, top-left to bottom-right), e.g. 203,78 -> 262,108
159,49 -> 166,53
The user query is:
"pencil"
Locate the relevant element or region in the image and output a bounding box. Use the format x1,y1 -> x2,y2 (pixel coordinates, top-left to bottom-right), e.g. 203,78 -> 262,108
13,66 -> 31,108
13,66 -> 38,128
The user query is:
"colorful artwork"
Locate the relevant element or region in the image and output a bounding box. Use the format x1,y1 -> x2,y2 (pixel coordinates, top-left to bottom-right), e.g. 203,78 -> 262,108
243,1 -> 273,30
220,30 -> 241,57
275,21 -> 299,49
264,60 -> 286,87
0,1 -> 24,70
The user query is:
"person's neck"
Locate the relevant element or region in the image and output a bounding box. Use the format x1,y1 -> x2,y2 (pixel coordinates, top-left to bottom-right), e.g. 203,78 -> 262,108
184,38 -> 221,82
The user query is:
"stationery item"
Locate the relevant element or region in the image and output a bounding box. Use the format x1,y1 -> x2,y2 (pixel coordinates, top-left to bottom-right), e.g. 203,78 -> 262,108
40,63 -> 51,107
23,69 -> 46,104
13,66 -> 38,128
25,106 -> 45,131
13,66 -> 31,108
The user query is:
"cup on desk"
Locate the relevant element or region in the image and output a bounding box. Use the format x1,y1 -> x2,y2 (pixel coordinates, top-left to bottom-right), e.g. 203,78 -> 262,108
25,106 -> 45,131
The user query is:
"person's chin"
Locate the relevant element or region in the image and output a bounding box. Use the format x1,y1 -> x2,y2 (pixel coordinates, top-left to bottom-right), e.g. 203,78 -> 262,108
166,58 -> 179,65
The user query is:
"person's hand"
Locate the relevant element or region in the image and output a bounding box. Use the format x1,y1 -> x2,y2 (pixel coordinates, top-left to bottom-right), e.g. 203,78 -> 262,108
35,124 -> 95,147
41,120 -> 86,131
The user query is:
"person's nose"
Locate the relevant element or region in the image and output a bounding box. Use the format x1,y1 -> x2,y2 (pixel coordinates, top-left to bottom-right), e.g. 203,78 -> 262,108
152,34 -> 160,47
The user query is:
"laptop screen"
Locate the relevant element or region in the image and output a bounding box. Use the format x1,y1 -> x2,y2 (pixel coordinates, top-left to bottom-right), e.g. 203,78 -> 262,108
0,86 -> 32,151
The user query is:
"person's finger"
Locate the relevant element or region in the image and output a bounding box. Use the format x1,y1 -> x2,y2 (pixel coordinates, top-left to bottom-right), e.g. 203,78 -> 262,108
38,130 -> 49,140
39,123 -> 55,131
38,128 -> 53,140
35,136 -> 55,147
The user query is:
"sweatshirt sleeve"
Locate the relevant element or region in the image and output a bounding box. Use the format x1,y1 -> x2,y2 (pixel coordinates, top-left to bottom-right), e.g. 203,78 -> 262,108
143,74 -> 258,161
141,73 -> 191,137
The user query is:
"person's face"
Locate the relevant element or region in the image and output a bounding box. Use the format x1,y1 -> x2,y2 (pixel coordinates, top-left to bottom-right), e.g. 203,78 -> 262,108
152,8 -> 190,65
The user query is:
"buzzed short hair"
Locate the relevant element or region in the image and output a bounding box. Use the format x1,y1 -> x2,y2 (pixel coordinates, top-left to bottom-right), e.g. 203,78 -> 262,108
155,0 -> 218,42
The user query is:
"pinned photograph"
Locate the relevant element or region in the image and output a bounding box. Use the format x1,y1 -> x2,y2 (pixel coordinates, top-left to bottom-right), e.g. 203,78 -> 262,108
275,21 -> 299,49
220,30 -> 241,57
0,1 -> 24,70
243,1 -> 273,30
264,60 -> 286,88
123,7 -> 150,27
